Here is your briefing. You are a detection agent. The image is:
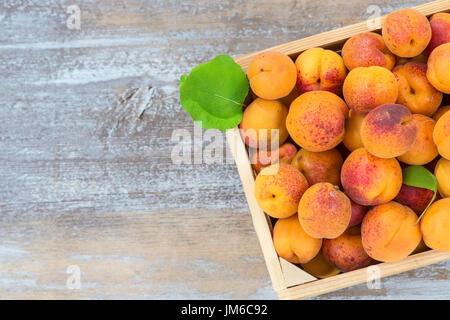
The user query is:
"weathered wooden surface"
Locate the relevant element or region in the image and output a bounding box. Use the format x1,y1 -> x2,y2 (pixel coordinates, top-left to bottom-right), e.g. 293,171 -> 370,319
0,0 -> 448,299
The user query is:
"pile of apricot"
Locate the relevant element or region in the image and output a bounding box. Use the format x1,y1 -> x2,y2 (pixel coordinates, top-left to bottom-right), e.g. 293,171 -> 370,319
240,8 -> 450,277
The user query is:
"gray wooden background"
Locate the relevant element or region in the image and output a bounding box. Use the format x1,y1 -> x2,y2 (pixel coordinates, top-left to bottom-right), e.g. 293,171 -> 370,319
0,0 -> 448,299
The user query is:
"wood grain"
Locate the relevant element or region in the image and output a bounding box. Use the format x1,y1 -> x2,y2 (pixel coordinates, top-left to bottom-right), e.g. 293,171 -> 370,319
0,0 -> 448,299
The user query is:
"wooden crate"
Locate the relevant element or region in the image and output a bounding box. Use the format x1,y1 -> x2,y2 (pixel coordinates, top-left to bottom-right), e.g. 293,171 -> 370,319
226,0 -> 450,300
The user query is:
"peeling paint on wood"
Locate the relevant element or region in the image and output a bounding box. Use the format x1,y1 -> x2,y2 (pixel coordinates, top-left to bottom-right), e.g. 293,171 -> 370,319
0,0 -> 448,299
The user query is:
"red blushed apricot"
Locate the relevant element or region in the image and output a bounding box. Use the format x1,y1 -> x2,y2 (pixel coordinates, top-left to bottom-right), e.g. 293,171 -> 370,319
427,43 -> 450,94
397,114 -> 438,165
393,62 -> 442,116
343,66 -> 398,115
254,164 -> 309,219
420,198 -> 450,251
286,91 -> 347,152
426,13 -> 450,56
342,32 -> 396,70
382,8 -> 431,58
301,250 -> 340,279
348,200 -> 368,227
362,202 -> 422,262
361,104 -> 418,159
239,98 -> 289,149
341,148 -> 402,206
250,143 -> 297,174
395,183 -> 441,215
298,183 -> 351,239
323,226 -> 373,272
273,215 -> 322,264
295,48 -> 347,95
290,148 -> 343,186
248,51 -> 297,100
433,110 -> 450,160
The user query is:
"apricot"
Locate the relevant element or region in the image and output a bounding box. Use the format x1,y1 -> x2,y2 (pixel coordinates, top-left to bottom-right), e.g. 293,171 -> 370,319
435,158 -> 450,198
298,183 -> 351,239
397,114 -> 438,165
323,226 -> 373,272
348,200 -> 368,227
433,106 -> 450,121
295,48 -> 347,95
361,202 -> 422,262
426,13 -> 450,56
341,148 -> 403,206
420,198 -> 450,251
247,51 -> 297,100
393,62 -> 442,116
427,43 -> 450,94
343,66 -> 398,115
250,143 -> 297,174
361,104 -> 418,159
433,110 -> 450,159
286,91 -> 347,152
290,148 -> 343,186
239,98 -> 288,149
273,215 -> 322,264
342,32 -> 395,70
301,250 -> 340,279
382,8 -> 431,58
343,110 -> 365,152
395,183 -> 441,215
254,164 -> 309,218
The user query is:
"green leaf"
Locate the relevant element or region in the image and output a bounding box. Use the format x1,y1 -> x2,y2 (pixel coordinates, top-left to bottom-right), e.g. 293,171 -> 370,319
402,166 -> 438,223
179,55 -> 249,132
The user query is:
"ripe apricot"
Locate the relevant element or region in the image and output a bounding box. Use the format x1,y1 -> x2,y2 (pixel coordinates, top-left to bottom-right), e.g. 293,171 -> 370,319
323,226 -> 373,272
341,148 -> 402,206
382,8 -> 431,58
427,43 -> 450,94
239,98 -> 288,149
301,250 -> 340,279
420,198 -> 450,251
435,158 -> 450,198
286,91 -> 347,152
273,215 -> 322,264
393,62 -> 442,116
254,164 -> 308,218
298,183 -> 351,239
343,66 -> 398,115
342,32 -> 395,70
397,114 -> 438,165
433,110 -> 450,159
248,52 -> 297,100
361,104 -> 418,159
295,48 -> 347,95
290,148 -> 343,186
426,12 -> 450,56
250,143 -> 297,174
343,110 -> 365,152
362,202 -> 422,262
